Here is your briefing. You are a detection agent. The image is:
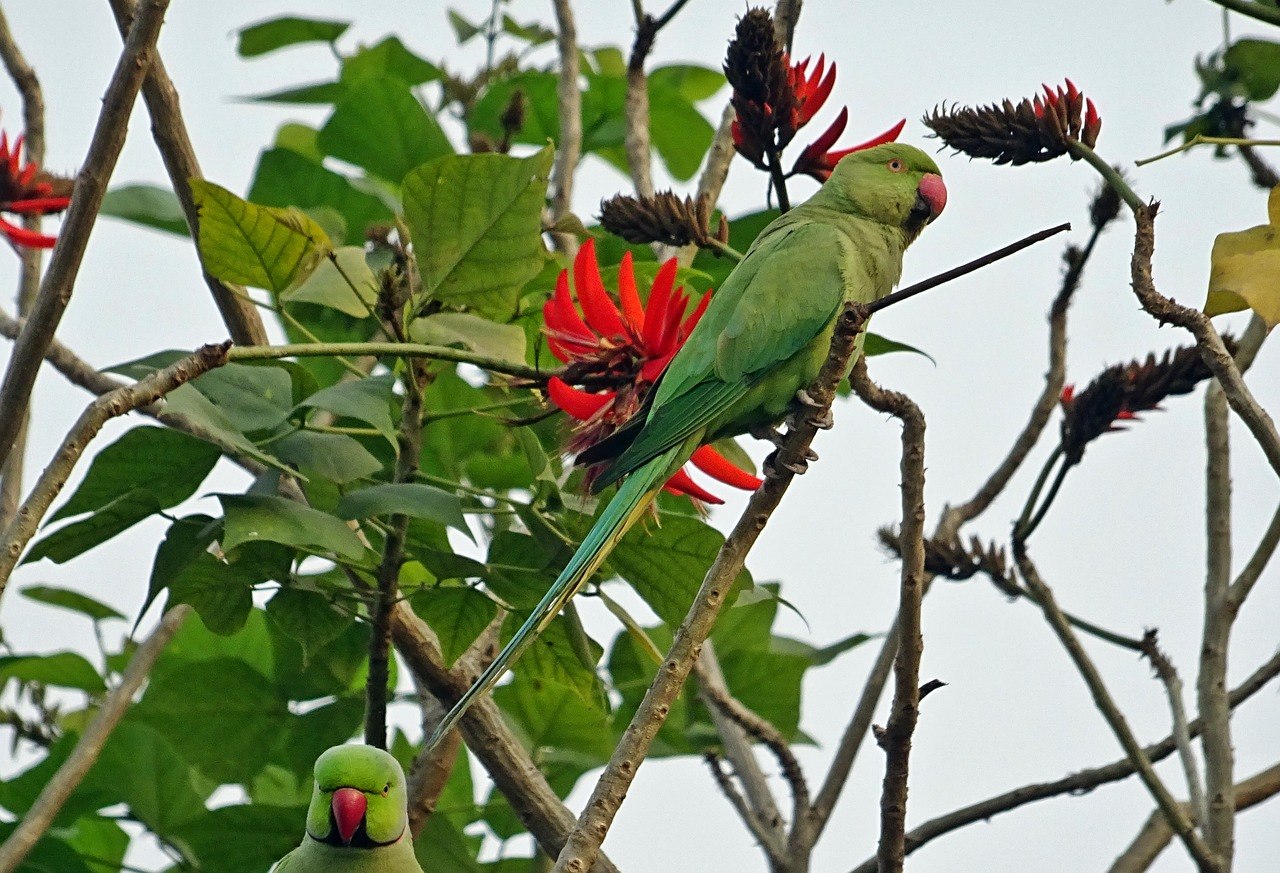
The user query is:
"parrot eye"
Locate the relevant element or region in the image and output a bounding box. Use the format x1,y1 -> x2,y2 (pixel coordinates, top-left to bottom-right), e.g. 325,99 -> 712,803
382,783 -> 391,796
887,159 -> 905,173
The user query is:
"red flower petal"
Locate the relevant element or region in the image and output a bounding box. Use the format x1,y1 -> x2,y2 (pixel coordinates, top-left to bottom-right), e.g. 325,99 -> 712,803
664,468 -> 724,504
617,251 -> 646,336
550,269 -> 595,342
641,258 -> 679,352
548,376 -> 615,421
656,291 -> 690,356
5,196 -> 70,214
9,134 -> 22,178
690,445 -> 762,491
574,238 -> 628,338
0,215 -> 56,249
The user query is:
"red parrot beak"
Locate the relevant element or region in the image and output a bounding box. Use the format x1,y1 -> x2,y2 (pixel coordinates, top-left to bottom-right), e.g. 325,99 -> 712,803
916,173 -> 947,221
331,787 -> 367,845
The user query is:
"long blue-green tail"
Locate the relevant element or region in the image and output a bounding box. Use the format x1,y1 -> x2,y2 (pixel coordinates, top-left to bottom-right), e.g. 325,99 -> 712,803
424,451 -> 674,751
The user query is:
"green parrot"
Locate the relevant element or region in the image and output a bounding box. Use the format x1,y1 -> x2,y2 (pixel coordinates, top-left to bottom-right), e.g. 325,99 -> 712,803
275,745 -> 424,873
425,142 -> 946,751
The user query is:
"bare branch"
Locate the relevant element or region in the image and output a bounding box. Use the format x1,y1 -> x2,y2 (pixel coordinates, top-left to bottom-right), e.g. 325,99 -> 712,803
0,0 -> 171,473
0,604 -> 190,873
1140,634 -> 1207,826
107,0 -> 269,346
1108,762 -> 1280,873
704,751 -> 785,860
406,688 -> 462,839
0,342 -> 231,597
1015,550 -> 1221,872
550,0 -> 582,254
846,649 -> 1280,873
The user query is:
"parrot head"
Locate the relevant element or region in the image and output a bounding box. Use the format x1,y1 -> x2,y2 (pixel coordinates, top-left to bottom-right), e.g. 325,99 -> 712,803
821,143 -> 946,241
304,744 -> 410,849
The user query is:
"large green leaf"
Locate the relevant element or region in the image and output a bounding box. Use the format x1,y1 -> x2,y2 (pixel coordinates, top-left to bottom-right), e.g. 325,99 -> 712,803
51,426 -> 220,522
281,245 -> 378,317
24,491 -> 161,566
336,483 -> 469,535
166,552 -> 256,636
469,72 -> 562,146
402,147 -> 553,318
79,721 -> 206,835
272,432 -> 382,485
297,374 -> 397,444
100,183 -> 189,237
248,148 -> 394,247
130,657 -> 289,783
237,15 -> 350,57
170,804 -> 305,873
410,312 -> 528,365
19,585 -> 124,622
0,652 -> 105,693
265,587 -> 349,665
413,586 -> 497,666
1224,38 -> 1280,101
649,64 -> 726,101
219,494 -> 366,560
0,824 -> 94,873
318,74 -> 453,184
648,82 -> 715,181
161,384 -> 294,475
192,180 -> 331,294
191,363 -> 295,433
341,36 -> 442,86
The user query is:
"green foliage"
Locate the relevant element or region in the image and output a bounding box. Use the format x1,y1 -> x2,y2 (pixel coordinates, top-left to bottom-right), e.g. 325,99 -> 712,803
317,74 -> 454,184
99,183 -> 189,237
237,16 -> 350,58
412,586 -> 498,666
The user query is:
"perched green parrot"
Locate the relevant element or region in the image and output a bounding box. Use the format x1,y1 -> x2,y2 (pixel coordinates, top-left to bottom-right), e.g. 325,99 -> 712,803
275,745 -> 424,873
425,142 -> 946,751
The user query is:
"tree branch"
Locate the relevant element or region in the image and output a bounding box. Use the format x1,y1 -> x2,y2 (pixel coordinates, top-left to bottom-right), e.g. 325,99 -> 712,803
0,0 -> 171,473
551,303 -> 871,873
848,360 -> 927,873
846,648 -> 1280,873
1140,634 -> 1207,827
0,604 -> 190,873
226,341 -> 548,382
406,683 -> 463,839
1205,0 -> 1280,28
0,342 -> 230,597
550,0 -> 582,254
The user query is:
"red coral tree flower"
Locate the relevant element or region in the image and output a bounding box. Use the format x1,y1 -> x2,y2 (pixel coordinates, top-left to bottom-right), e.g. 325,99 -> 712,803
544,238 -> 762,504
0,130 -> 71,250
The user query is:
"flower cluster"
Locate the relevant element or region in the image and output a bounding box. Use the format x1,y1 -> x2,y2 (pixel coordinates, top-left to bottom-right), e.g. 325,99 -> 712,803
0,130 -> 71,250
924,79 -> 1101,166
1059,337 -> 1235,466
598,190 -> 728,251
724,9 -> 904,182
543,239 -> 762,504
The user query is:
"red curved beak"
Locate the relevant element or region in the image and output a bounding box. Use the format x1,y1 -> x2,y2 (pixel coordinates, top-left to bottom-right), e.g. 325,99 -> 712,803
331,787 -> 367,845
917,173 -> 947,221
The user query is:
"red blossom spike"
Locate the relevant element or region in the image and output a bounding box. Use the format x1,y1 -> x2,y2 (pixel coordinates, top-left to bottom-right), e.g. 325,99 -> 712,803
573,238 -> 628,338
656,291 -> 690,356
6,196 -> 70,214
548,377 -> 615,421
663,468 -> 725,504
550,270 -> 595,341
8,133 -> 22,177
1061,384 -> 1075,404
1065,78 -> 1079,103
0,216 -> 57,249
0,131 -> 8,160
616,251 -> 646,336
641,258 -> 678,352
691,445 -> 763,490
806,107 -> 849,158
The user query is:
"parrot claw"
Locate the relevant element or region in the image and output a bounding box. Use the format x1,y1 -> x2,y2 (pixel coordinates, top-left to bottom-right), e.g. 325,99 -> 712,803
808,408 -> 835,430
795,389 -> 822,409
791,390 -> 833,429
750,423 -> 788,449
764,450 -> 809,478
803,447 -> 819,462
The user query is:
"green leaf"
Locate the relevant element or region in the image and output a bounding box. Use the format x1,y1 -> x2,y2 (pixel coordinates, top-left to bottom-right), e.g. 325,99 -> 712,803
272,695 -> 364,779
155,607 -> 275,684
80,721 -> 206,834
510,614 -> 604,707
25,490 -> 161,565
501,15 -> 555,46
272,431 -> 382,484
649,64 -> 726,102
191,363 -> 296,432
863,332 -> 934,364
99,183 -> 189,237
166,552 -> 256,635
297,374 -> 397,444
469,72 -> 561,146
219,494 -> 366,560
170,804 -> 305,873
416,812 -> 485,873
403,147 -> 553,318
281,245 -> 378,317
19,585 -> 124,622
609,513 -> 750,627
244,81 -> 346,105
191,179 -> 331,294
718,648 -> 809,739
131,657 -> 289,783
413,586 -> 497,666
771,630 -> 877,667
0,652 -> 105,693
162,383 -> 296,475
0,825 -> 94,873
336,483 -> 469,536
648,83 -> 714,181
492,671 -> 612,759
265,587 -> 349,664
1225,38 -> 1280,101
318,74 -> 453,184
485,530 -> 556,609
249,148 -> 394,247
341,36 -> 442,86
237,15 -> 349,57
447,9 -> 483,44
63,817 -> 129,873
51,426 -> 221,522
410,312 -> 528,364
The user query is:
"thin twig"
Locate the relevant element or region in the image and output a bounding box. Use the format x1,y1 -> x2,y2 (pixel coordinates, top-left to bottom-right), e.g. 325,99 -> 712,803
227,341 -> 547,381
551,303 -> 871,873
1015,550 -> 1221,872
704,752 -> 783,858
849,360 -> 927,873
1140,634 -> 1207,827
0,0 -> 171,473
550,0 -> 582,254
0,604 -> 190,873
1238,144 -> 1280,189
108,0 -> 269,347
1108,762 -> 1280,873
846,649 -> 1280,872
1136,134 -> 1280,167
0,342 -> 231,597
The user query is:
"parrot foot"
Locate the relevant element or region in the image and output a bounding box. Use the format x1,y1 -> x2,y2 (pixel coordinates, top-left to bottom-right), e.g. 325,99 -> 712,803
749,423 -> 787,449
764,450 -> 810,478
791,390 -> 834,430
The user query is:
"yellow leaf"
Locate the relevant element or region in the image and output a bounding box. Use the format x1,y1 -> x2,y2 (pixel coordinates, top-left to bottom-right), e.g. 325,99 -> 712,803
1206,184 -> 1280,328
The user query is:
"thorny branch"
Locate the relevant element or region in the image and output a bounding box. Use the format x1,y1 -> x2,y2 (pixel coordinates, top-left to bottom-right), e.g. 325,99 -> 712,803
1139,633 -> 1207,827
0,0 -> 171,473
549,0 -> 582,254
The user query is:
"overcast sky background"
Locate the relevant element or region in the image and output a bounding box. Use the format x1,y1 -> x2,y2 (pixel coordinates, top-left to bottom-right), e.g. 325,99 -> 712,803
1,2 -> 1278,872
